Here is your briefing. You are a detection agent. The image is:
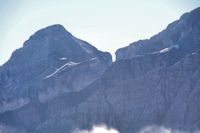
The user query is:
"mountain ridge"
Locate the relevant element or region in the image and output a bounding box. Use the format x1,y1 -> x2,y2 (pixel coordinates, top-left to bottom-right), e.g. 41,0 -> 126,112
0,7 -> 200,133
116,7 -> 200,60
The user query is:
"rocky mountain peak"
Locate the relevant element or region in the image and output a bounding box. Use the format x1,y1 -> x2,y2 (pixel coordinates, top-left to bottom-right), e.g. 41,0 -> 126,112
0,25 -> 112,111
116,7 -> 200,60
26,24 -> 72,43
2,24 -> 112,78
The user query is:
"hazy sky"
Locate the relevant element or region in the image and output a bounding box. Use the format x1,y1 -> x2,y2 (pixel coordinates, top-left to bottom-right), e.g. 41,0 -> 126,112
0,0 -> 200,65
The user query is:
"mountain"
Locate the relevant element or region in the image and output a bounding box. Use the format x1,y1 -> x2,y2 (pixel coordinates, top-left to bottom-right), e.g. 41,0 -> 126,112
0,7 -> 200,133
116,7 -> 200,61
29,49 -> 200,133
0,24 -> 112,113
46,50 -> 200,133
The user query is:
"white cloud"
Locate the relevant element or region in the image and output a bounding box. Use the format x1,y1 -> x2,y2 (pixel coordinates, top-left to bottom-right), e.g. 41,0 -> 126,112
72,125 -> 119,133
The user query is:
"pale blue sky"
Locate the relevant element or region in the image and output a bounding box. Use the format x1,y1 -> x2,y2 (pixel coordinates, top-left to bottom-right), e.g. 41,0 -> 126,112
0,0 -> 200,65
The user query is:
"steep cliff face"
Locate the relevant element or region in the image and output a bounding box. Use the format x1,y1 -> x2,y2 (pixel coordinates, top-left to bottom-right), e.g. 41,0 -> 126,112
29,51 -> 200,133
116,7 -> 200,60
81,51 -> 200,133
0,24 -> 112,113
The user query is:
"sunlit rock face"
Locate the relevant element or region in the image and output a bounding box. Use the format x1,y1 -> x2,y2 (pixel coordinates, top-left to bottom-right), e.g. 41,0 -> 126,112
116,7 -> 200,60
0,24 -> 112,113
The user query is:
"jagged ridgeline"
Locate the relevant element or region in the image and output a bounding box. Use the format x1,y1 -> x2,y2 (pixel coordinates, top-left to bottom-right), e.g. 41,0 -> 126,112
0,7 -> 200,133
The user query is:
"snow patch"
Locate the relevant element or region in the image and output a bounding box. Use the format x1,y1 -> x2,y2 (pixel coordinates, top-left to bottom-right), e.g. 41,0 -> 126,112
59,57 -> 68,60
159,44 -> 180,53
45,61 -> 79,79
160,48 -> 170,53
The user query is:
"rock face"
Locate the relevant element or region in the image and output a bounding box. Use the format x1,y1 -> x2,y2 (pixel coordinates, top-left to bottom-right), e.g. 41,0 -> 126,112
0,7 -> 200,133
0,24 -> 112,113
116,7 -> 200,60
27,51 -> 200,133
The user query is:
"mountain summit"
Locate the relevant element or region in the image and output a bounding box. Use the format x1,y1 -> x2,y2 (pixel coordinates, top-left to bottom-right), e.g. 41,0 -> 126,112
0,24 -> 112,113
